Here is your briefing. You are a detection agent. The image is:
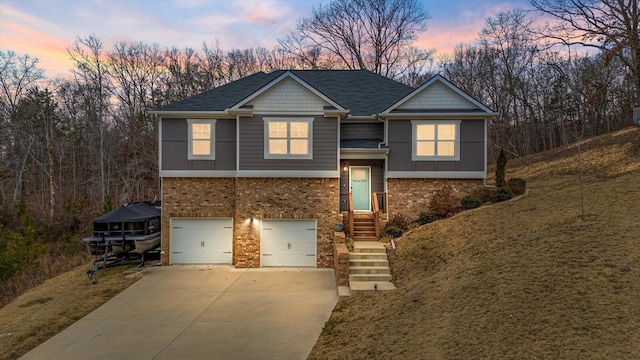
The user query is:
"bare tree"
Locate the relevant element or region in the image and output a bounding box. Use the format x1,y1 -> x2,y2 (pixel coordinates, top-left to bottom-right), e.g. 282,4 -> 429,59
279,0 -> 433,78
531,0 -> 640,107
0,50 -> 45,208
68,35 -> 110,205
106,41 -> 164,202
13,88 -> 59,221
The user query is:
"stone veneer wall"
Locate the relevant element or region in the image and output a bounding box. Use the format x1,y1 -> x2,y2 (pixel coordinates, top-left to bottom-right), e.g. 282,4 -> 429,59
333,231 -> 349,286
234,178 -> 340,268
161,177 -> 236,266
387,178 -> 484,221
161,177 -> 340,268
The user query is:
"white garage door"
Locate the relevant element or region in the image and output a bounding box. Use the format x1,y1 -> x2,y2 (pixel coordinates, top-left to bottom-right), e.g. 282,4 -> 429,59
261,219 -> 317,267
170,218 -> 233,264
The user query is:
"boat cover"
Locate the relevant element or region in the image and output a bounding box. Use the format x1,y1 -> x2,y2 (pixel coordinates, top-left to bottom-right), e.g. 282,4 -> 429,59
94,203 -> 160,223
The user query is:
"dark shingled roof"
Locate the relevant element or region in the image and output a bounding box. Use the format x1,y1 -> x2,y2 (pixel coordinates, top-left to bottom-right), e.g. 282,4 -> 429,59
154,70 -> 414,117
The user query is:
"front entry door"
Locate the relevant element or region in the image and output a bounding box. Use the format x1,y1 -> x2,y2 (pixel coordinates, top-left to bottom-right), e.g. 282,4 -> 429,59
350,166 -> 371,211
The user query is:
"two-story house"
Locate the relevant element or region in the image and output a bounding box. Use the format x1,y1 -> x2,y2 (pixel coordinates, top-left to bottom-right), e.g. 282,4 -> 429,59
151,70 -> 496,268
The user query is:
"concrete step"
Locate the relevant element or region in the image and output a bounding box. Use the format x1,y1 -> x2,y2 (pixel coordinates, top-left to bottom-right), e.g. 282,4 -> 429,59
353,241 -> 385,249
349,258 -> 389,267
350,253 -> 388,260
348,240 -> 395,294
353,229 -> 376,234
337,286 -> 352,297
353,233 -> 377,238
349,281 -> 396,294
350,266 -> 391,274
353,245 -> 386,254
350,273 -> 392,282
353,237 -> 379,242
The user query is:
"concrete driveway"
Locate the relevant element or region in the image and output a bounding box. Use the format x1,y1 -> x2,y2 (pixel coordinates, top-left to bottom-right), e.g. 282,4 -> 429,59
20,266 -> 338,360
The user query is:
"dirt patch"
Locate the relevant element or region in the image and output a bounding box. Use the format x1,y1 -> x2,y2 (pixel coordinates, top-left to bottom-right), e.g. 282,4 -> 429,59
0,262 -> 143,360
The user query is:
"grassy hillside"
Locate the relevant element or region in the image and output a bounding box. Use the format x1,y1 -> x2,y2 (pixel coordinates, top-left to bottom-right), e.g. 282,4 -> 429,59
309,127 -> 640,359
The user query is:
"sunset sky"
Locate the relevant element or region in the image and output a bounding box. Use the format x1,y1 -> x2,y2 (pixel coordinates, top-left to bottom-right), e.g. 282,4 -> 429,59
0,0 -> 532,79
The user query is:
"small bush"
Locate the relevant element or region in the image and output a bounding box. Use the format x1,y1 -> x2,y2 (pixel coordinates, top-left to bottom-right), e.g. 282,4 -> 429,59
386,214 -> 409,231
472,187 -> 493,203
492,187 -> 514,202
345,236 -> 354,252
418,211 -> 438,225
508,178 -> 527,195
430,185 -> 460,217
461,195 -> 482,210
384,225 -> 404,238
380,234 -> 393,243
408,222 -> 419,231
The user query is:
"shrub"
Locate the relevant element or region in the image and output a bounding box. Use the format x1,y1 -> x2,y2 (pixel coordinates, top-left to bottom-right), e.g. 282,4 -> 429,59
508,178 -> 527,195
492,187 -> 514,202
345,236 -> 354,252
460,195 -> 482,210
386,214 -> 409,231
384,225 -> 404,238
430,185 -> 460,217
380,234 -> 393,243
472,187 -> 493,203
418,211 -> 438,225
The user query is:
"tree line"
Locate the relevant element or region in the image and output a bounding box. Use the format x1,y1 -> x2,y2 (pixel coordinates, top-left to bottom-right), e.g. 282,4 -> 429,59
0,0 -> 637,299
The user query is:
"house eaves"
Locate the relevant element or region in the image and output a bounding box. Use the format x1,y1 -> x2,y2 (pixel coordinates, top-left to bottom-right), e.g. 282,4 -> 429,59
340,148 -> 388,160
149,110 -> 234,119
379,111 -> 497,119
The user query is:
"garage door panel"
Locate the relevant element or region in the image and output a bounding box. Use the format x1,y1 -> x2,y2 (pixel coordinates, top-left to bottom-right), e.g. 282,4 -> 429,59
261,220 -> 316,267
171,218 -> 233,264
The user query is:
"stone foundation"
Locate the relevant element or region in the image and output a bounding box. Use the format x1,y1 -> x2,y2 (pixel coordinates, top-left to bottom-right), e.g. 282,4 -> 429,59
333,231 -> 349,286
387,178 -> 484,221
161,177 -> 340,268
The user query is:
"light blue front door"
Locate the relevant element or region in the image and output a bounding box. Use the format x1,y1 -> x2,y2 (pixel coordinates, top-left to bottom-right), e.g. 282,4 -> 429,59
350,167 -> 371,211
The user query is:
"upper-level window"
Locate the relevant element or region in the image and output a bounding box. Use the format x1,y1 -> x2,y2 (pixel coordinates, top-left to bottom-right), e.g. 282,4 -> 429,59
187,119 -> 216,160
264,118 -> 313,159
412,120 -> 460,161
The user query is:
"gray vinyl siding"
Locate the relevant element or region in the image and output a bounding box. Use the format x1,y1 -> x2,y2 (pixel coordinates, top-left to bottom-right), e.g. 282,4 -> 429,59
341,123 -> 383,140
239,115 -> 337,170
388,120 -> 485,172
339,160 -> 384,194
161,118 -> 236,171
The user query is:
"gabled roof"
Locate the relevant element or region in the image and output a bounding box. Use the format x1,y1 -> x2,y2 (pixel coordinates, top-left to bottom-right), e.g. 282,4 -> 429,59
231,71 -> 344,111
382,74 -> 496,114
153,70 -> 413,117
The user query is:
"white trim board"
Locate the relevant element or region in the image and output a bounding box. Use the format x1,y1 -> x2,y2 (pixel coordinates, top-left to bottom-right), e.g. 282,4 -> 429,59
387,171 -> 486,179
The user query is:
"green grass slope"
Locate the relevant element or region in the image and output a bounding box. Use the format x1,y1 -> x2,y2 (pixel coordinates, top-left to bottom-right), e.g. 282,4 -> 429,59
309,127 -> 640,359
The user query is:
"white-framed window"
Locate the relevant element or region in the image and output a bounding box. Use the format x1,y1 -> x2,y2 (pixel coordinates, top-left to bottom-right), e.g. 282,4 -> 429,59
411,120 -> 461,161
264,118 -> 313,159
187,119 -> 216,160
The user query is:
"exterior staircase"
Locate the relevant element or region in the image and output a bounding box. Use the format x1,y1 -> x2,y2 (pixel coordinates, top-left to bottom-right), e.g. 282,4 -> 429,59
352,213 -> 378,241
348,241 -> 396,294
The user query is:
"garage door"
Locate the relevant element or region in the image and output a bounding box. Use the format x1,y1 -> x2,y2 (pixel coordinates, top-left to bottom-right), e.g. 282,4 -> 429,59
261,219 -> 316,267
170,218 -> 233,264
